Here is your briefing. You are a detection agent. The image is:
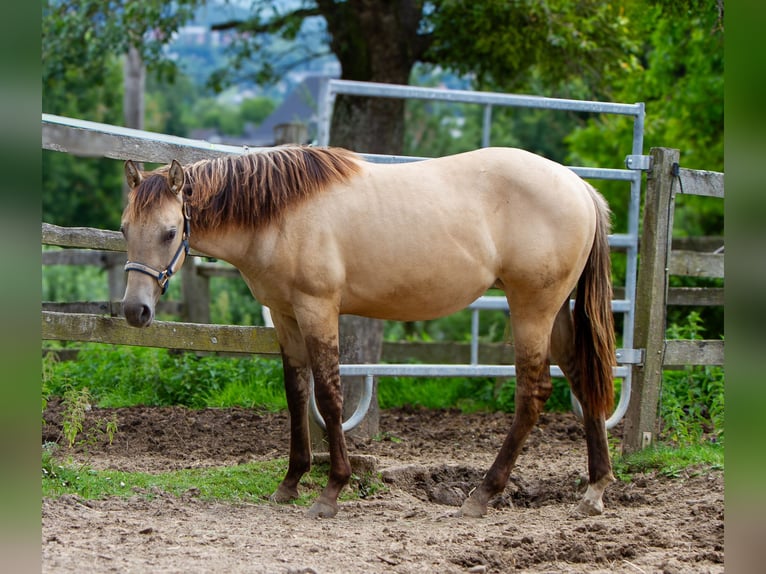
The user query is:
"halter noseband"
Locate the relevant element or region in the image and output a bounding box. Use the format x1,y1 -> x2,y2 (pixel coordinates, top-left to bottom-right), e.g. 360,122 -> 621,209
124,203 -> 191,295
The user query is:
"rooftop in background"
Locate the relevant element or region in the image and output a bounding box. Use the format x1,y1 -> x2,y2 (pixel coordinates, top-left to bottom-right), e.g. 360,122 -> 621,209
190,74 -> 335,148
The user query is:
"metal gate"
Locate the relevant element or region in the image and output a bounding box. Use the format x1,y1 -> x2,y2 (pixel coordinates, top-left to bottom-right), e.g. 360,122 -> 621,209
316,79 -> 647,430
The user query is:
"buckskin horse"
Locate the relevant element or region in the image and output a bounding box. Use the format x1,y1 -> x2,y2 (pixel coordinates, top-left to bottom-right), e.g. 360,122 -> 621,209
120,146 -> 616,518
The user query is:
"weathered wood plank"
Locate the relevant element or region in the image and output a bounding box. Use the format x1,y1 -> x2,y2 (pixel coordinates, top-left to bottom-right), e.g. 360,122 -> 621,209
671,236 -> 723,252
42,300 -> 183,316
42,222 -> 208,256
42,249 -> 126,267
667,287 -> 724,307
625,147 -> 678,454
41,311 -> 280,355
43,223 -> 125,251
678,167 -> 724,198
669,250 -> 724,278
182,259 -> 210,323
43,114 -> 251,164
663,339 -> 724,368
42,301 -> 118,315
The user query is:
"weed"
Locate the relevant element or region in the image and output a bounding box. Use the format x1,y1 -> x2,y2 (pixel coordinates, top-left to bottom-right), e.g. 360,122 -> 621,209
58,385 -> 119,452
61,385 -> 90,448
373,431 -> 403,444
350,472 -> 387,499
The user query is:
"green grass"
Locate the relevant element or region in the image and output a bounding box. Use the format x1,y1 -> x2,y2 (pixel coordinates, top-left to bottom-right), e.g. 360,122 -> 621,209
612,442 -> 724,481
42,446 -> 384,504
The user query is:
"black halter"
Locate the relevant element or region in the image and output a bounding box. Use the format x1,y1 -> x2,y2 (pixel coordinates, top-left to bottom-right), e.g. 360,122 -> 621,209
124,203 -> 191,294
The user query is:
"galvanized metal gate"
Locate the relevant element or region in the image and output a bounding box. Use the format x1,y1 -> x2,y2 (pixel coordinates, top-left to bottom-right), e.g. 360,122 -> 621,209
315,80 -> 647,430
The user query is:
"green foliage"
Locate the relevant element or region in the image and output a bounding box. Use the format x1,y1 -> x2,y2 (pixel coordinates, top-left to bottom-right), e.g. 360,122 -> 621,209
377,374 -> 576,414
44,344 -> 286,411
42,51 -> 125,229
42,250 -> 110,302
426,0 -> 639,98
566,0 -> 724,238
660,312 -> 724,446
42,0 -> 202,91
378,376 -> 495,412
383,306 -> 507,344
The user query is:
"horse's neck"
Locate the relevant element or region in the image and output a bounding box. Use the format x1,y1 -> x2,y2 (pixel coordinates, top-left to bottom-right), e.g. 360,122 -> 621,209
190,223 -> 277,270
189,226 -> 249,266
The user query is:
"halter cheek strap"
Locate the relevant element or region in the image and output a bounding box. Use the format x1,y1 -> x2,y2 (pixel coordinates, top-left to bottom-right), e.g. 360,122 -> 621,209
124,203 -> 191,295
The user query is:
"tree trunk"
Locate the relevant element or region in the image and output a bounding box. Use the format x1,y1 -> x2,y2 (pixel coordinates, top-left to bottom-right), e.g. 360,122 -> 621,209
339,316 -> 383,439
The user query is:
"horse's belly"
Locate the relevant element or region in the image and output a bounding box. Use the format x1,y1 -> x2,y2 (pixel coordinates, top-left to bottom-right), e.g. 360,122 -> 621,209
340,259 -> 497,321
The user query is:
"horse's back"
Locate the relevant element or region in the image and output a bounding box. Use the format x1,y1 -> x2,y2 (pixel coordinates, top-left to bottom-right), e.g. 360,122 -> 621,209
255,147 -> 598,322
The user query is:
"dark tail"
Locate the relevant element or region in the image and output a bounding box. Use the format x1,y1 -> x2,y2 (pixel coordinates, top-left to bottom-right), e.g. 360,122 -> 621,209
574,185 -> 616,417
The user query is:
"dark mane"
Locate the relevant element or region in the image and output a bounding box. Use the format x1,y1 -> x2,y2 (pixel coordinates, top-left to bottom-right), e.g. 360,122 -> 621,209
186,146 -> 361,230
124,146 -> 362,229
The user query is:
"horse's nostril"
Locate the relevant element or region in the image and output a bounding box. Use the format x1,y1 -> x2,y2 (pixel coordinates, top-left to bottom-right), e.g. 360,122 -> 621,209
139,304 -> 152,324
124,302 -> 154,327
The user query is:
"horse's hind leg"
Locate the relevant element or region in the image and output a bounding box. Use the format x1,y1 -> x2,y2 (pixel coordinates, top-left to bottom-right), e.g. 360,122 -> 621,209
460,316 -> 554,518
550,302 -> 614,515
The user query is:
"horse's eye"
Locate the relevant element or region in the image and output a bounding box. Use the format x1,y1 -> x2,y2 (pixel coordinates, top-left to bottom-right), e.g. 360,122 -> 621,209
164,229 -> 177,243
120,225 -> 126,238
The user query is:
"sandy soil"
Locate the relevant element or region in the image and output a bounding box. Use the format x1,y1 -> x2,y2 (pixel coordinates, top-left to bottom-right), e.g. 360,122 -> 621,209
42,400 -> 723,573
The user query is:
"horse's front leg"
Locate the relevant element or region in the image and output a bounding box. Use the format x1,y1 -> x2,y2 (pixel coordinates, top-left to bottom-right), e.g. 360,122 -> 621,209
290,300 -> 350,518
269,313 -> 312,503
304,331 -> 351,518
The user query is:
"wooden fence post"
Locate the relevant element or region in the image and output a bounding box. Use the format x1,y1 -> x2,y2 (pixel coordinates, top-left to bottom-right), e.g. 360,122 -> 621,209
105,252 -> 127,308
623,147 -> 679,454
181,258 -> 210,323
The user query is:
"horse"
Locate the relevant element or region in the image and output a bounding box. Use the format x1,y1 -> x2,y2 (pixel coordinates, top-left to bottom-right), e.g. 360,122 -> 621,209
120,145 -> 616,519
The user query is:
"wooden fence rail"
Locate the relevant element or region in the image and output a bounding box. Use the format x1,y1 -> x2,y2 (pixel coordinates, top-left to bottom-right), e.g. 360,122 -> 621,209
623,147 -> 724,453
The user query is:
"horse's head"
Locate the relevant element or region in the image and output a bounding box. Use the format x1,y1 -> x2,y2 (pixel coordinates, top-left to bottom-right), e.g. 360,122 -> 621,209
121,159 -> 190,328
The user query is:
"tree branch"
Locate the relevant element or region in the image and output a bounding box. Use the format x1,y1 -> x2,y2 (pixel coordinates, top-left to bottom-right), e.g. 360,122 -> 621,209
211,7 -> 322,34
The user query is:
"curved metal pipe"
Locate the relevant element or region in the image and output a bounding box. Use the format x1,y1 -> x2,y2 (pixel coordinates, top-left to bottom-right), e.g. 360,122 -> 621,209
309,373 -> 374,433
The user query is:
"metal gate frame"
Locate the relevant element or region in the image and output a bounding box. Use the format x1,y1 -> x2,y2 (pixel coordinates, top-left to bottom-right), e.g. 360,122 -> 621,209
317,79 -> 648,429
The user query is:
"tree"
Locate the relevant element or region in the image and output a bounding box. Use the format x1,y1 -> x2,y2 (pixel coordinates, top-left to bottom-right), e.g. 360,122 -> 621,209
42,0 -> 201,94
566,0 -> 724,234
214,0 -> 637,154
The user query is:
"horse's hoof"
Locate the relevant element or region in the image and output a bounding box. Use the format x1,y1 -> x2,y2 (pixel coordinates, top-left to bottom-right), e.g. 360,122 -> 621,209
270,484 -> 299,503
458,496 -> 487,518
307,500 -> 338,518
574,498 -> 603,517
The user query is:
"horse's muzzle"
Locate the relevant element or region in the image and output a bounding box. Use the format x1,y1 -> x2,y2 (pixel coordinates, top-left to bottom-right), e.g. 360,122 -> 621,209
123,301 -> 154,328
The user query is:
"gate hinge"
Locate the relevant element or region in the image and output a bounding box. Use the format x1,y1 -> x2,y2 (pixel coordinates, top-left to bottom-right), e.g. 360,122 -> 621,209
624,155 -> 652,171
615,348 -> 644,365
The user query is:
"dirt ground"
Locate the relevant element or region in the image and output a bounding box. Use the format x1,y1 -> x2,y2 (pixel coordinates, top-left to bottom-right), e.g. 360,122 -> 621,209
41,400 -> 723,573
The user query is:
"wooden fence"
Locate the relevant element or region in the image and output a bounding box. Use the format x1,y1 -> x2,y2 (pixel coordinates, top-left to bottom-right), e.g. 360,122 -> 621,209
622,147 -> 724,453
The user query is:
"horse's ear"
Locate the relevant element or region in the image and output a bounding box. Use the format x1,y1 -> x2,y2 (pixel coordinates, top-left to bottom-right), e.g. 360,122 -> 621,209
167,160 -> 185,196
125,160 -> 143,188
